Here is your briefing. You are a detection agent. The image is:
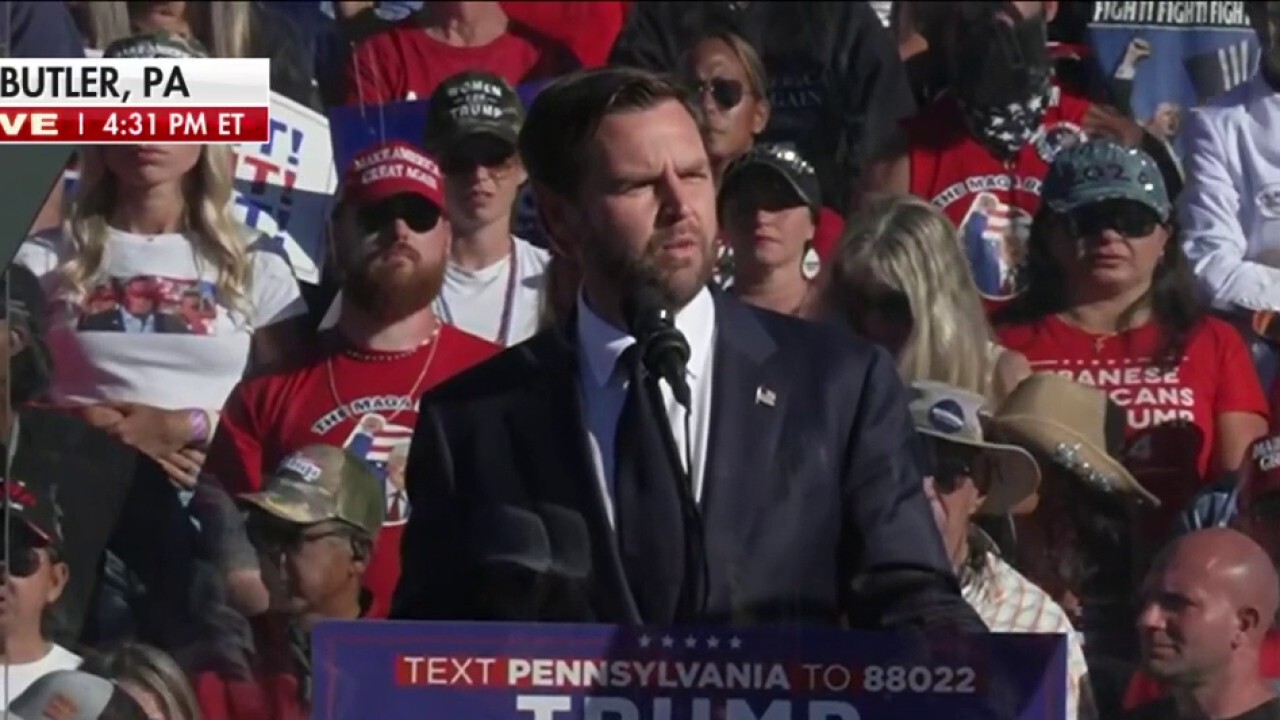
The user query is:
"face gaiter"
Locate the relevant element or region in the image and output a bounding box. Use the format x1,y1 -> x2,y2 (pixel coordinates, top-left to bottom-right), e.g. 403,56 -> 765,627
951,4 -> 1053,159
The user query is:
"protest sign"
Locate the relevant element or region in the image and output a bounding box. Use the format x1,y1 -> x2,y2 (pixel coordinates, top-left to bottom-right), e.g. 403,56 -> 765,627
312,621 -> 1069,720
1087,0 -> 1259,161
231,92 -> 337,285
58,92 -> 338,285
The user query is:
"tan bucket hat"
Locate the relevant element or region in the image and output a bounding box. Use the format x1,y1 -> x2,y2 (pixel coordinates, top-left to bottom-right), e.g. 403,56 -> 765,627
908,381 -> 1040,514
989,373 -> 1160,507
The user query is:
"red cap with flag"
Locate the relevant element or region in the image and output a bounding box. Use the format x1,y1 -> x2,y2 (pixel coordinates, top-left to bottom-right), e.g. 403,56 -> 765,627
342,140 -> 444,210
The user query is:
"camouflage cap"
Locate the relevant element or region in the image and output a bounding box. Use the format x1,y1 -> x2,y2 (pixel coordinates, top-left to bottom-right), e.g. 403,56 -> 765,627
104,31 -> 209,60
237,445 -> 385,537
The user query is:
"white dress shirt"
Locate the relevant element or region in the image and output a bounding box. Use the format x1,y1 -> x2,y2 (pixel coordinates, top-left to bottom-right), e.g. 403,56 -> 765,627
577,287 -> 717,528
1180,73 -> 1280,313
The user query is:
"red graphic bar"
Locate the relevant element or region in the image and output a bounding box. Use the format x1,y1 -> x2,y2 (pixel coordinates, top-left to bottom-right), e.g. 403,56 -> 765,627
0,105 -> 270,144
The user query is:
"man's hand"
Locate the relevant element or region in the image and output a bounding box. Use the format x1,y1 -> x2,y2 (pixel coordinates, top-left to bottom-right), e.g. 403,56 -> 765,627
1083,104 -> 1145,148
101,402 -> 193,458
158,447 -> 206,490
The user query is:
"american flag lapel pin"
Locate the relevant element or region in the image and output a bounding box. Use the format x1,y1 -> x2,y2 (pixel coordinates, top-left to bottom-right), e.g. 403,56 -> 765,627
755,386 -> 776,407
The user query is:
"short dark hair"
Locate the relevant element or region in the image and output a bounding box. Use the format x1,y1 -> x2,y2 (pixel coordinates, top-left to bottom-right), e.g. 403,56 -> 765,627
518,66 -> 707,198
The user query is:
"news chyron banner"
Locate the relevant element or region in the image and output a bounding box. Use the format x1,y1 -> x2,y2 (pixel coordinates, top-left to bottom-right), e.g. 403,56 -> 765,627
312,621 -> 1069,720
0,57 -> 270,144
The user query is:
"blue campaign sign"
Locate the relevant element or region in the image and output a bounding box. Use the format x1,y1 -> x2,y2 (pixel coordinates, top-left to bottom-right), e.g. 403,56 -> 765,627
311,621 -> 1069,720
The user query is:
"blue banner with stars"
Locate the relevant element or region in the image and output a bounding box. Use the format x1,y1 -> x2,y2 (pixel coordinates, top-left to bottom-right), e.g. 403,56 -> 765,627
311,621 -> 1068,720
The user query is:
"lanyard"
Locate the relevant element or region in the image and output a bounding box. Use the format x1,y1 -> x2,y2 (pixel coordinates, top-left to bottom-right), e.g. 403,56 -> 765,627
438,241 -> 520,346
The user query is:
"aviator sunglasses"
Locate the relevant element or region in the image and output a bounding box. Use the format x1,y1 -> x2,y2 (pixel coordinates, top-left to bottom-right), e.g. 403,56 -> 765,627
1,531 -> 50,579
690,77 -> 747,111
439,142 -> 518,177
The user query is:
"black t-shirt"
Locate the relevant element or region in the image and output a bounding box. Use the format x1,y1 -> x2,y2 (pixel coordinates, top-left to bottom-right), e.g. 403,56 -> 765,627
1123,696 -> 1280,720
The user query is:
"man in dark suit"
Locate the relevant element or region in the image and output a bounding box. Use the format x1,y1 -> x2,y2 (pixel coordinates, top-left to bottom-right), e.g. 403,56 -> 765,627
392,66 -> 984,631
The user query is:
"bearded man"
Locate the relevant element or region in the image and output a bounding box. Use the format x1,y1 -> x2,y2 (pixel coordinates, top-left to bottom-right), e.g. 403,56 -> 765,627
202,140 -> 502,619
391,67 -> 983,632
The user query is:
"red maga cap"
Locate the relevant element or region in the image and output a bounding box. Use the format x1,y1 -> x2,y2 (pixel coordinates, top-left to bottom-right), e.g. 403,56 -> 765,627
343,140 -> 444,210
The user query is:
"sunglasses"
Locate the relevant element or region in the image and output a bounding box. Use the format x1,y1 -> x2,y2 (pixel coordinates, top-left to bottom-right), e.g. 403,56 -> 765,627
1056,200 -> 1162,239
439,142 -> 518,178
691,77 -> 746,111
724,173 -> 807,214
356,194 -> 441,235
1,533 -> 50,579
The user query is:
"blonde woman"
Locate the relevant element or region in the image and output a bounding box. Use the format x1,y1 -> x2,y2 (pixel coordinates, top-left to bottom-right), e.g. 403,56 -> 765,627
822,194 -> 1030,404
14,33 -> 304,485
82,643 -> 201,720
128,1 -> 319,109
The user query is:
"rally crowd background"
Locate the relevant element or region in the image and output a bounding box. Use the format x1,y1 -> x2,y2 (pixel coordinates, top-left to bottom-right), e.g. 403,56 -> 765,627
1,1 -> 1279,719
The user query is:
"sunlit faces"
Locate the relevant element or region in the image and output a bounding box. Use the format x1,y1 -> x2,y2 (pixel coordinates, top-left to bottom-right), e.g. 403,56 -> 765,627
720,169 -> 815,271
0,529 -> 68,636
1047,199 -> 1169,292
1135,557 -> 1239,682
248,516 -> 366,615
101,144 -> 203,190
332,192 -> 451,320
687,37 -> 768,165
440,135 -> 527,232
567,99 -> 719,308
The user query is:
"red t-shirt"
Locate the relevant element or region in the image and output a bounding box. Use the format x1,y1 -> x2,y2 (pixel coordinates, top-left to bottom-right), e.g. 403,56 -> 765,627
997,315 -> 1268,538
1124,629 -> 1280,708
499,1 -> 628,69
344,20 -> 578,105
906,85 -> 1092,299
205,325 -> 502,618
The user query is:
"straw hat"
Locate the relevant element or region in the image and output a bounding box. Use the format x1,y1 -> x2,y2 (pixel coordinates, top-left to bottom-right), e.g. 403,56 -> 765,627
908,381 -> 1040,515
989,373 -> 1160,507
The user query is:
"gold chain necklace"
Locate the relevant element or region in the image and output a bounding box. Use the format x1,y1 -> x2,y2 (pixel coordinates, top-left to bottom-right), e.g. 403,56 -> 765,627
325,322 -> 443,427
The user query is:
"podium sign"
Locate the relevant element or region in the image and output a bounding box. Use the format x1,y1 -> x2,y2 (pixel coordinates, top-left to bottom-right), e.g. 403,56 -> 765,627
312,621 -> 1068,720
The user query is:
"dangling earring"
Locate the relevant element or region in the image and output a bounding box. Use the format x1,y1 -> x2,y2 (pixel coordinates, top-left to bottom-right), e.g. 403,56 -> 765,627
801,240 -> 821,281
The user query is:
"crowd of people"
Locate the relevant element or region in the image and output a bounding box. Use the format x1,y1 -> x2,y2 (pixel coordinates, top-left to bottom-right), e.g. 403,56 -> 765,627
1,1 -> 1280,719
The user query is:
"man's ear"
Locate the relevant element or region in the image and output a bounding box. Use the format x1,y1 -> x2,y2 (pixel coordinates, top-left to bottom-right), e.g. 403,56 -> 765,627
9,324 -> 30,359
533,184 -> 580,265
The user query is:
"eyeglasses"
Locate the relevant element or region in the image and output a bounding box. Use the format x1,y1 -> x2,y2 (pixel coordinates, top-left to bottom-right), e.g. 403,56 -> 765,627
356,194 -> 441,234
439,144 -> 519,178
1056,200 -> 1162,239
691,77 -> 747,111
248,518 -> 348,556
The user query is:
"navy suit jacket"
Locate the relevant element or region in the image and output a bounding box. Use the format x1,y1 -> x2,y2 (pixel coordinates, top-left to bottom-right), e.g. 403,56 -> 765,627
392,291 -> 984,631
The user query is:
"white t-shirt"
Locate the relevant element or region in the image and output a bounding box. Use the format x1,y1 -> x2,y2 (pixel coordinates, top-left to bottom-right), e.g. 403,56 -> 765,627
0,644 -> 82,709
435,236 -> 548,346
17,226 -> 306,410
319,236 -> 549,346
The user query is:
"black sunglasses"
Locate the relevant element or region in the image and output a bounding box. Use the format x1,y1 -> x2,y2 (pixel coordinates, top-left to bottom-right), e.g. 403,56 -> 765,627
691,77 -> 746,111
1057,200 -> 1163,239
724,173 -> 807,214
1,532 -> 49,579
356,193 -> 441,235
439,142 -> 518,177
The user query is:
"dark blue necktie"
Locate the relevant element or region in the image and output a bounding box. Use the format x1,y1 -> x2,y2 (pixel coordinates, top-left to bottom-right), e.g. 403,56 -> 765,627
612,344 -> 690,624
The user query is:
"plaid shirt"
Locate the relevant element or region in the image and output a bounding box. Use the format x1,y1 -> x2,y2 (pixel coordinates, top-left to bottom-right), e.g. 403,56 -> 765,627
961,542 -> 1095,720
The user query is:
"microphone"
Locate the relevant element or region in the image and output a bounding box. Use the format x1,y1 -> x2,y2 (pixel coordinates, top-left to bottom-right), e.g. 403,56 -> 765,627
621,283 -> 693,409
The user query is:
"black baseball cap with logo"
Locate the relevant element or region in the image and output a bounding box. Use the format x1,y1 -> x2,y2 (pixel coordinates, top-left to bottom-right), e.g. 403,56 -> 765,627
423,70 -> 525,154
719,142 -> 822,215
2,477 -> 63,549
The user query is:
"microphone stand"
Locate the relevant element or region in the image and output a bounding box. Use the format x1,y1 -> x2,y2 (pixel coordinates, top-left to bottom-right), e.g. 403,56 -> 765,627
634,335 -> 709,623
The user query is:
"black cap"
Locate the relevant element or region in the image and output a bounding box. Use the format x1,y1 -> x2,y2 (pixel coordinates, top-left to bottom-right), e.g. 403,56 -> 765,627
2,478 -> 63,548
424,71 -> 525,153
720,143 -> 821,212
